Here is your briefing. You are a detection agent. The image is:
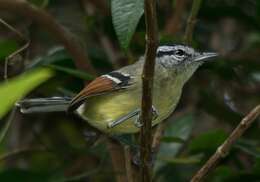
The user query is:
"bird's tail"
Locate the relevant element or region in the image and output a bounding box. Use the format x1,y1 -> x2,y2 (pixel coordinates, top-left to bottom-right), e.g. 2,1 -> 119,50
16,97 -> 72,114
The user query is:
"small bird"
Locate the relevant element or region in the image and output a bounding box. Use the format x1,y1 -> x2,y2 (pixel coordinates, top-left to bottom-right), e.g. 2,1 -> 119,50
17,44 -> 218,134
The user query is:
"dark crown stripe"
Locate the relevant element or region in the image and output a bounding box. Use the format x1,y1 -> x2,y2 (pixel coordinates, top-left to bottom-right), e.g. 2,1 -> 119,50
157,50 -> 175,58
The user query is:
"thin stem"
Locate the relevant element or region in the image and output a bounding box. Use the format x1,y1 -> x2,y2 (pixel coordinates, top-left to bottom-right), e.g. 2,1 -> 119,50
124,145 -> 134,182
0,18 -> 29,80
4,41 -> 30,80
0,0 -> 96,75
0,18 -> 27,41
0,146 -> 45,162
184,0 -> 203,45
106,138 -> 127,182
191,105 -> 260,182
151,122 -> 166,153
164,0 -> 187,35
0,108 -> 16,144
140,0 -> 159,181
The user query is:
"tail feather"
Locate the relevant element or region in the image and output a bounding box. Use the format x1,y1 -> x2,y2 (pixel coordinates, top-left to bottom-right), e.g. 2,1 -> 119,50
16,97 -> 72,113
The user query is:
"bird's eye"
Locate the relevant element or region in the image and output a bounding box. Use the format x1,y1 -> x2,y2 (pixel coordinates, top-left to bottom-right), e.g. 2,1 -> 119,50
175,49 -> 185,56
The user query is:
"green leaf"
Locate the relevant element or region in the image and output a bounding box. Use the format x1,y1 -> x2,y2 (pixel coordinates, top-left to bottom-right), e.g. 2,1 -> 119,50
0,68 -> 54,119
46,64 -> 94,80
0,40 -> 19,60
154,114 -> 194,171
210,165 -> 235,182
111,0 -> 144,49
161,136 -> 186,144
158,114 -> 195,157
189,129 -> 228,154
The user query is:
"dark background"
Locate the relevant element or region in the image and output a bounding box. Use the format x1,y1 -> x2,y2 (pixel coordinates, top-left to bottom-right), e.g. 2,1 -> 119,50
0,0 -> 260,181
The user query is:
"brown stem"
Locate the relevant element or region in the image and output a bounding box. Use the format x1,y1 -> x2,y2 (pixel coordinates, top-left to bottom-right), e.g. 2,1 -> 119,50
140,0 -> 159,181
183,0 -> 203,45
124,145 -> 134,182
191,105 -> 260,182
164,0 -> 187,35
106,138 -> 127,182
151,122 -> 167,153
0,0 -> 96,75
0,18 -> 30,80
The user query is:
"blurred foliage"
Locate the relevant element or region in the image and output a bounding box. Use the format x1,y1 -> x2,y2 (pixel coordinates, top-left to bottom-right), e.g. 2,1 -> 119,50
0,68 -> 53,119
111,0 -> 144,50
0,0 -> 259,181
0,40 -> 18,60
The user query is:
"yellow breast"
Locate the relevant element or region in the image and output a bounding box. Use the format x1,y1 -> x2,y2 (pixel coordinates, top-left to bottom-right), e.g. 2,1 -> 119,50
77,84 -> 182,134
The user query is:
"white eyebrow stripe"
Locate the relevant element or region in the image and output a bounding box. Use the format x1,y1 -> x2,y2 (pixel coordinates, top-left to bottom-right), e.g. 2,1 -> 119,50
157,46 -> 175,52
102,75 -> 122,84
157,45 -> 187,52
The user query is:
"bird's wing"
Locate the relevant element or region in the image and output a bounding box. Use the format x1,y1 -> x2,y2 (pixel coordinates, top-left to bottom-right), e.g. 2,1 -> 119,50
68,71 -> 134,112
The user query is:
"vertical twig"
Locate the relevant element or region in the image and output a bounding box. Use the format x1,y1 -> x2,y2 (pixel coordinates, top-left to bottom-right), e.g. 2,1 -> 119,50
164,0 -> 187,35
151,122 -> 167,153
0,0 -> 96,75
0,18 -> 30,80
124,145 -> 134,182
0,108 -> 17,144
184,0 -> 203,45
191,105 -> 260,182
140,0 -> 159,181
106,138 -> 127,182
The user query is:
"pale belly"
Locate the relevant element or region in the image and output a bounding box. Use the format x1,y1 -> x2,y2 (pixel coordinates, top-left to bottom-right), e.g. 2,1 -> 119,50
77,88 -> 182,134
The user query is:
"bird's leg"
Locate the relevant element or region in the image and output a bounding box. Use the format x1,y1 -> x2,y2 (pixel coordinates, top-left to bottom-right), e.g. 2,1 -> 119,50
134,105 -> 159,128
107,109 -> 140,128
107,105 -> 159,128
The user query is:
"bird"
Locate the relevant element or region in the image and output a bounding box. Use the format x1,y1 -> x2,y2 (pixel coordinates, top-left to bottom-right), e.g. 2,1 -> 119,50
16,44 -> 218,134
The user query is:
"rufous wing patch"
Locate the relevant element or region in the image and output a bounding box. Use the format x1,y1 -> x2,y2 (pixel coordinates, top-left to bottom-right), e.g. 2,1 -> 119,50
68,76 -> 115,112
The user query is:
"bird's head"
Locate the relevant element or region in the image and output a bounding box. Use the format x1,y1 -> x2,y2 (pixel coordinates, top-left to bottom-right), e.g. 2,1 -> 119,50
157,44 -> 218,68
156,44 -> 218,82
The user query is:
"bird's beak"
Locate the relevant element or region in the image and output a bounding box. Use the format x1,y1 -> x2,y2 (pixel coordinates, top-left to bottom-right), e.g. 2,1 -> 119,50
194,52 -> 218,62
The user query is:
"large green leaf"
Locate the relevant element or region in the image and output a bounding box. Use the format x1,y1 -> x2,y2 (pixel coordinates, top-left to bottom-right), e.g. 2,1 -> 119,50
154,114 -> 194,172
158,114 -> 195,157
111,0 -> 144,49
188,129 -> 228,155
0,68 -> 54,119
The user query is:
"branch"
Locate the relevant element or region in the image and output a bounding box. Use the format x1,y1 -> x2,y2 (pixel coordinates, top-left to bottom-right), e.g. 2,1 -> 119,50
151,122 -> 166,153
0,0 -> 96,75
106,138 -> 127,182
140,0 -> 158,181
124,145 -> 134,182
164,0 -> 187,35
191,105 -> 260,182
0,146 -> 45,162
0,18 -> 30,80
0,18 -> 27,41
183,0 -> 203,45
